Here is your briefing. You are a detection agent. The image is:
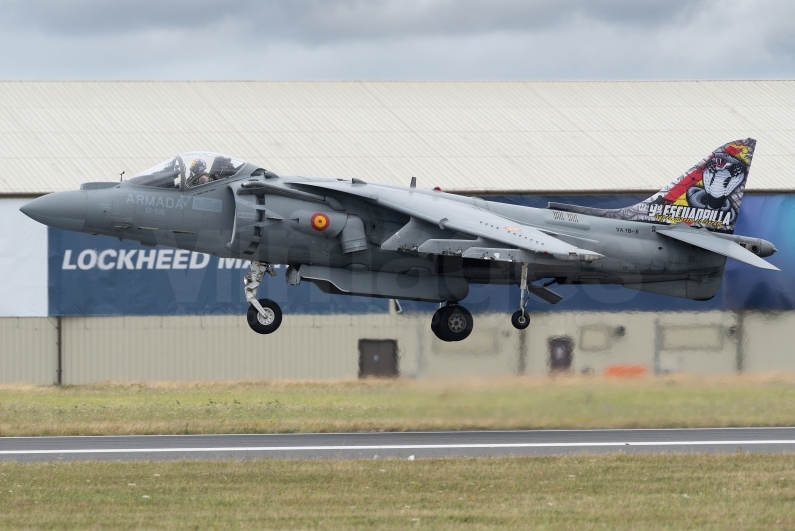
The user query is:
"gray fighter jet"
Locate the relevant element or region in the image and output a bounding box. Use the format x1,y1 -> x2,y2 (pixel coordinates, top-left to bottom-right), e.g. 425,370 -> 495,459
21,139 -> 778,342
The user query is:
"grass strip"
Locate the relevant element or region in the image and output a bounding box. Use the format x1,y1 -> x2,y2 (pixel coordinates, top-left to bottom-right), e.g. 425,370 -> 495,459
2,375 -> 795,437
1,453 -> 793,530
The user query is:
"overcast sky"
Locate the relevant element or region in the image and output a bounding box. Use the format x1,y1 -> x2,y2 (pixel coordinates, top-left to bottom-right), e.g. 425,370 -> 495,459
2,0 -> 793,80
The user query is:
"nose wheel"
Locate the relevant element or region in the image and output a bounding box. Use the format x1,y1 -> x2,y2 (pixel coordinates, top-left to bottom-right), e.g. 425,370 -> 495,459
244,260 -> 282,334
247,298 -> 283,334
431,303 -> 473,342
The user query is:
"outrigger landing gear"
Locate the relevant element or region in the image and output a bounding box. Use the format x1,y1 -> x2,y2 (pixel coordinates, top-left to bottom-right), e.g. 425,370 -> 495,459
244,261 -> 282,334
431,302 -> 474,342
511,263 -> 530,330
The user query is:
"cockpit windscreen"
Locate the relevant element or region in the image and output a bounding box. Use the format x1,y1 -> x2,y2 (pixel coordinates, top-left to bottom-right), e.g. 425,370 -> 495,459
128,153 -> 246,189
129,157 -> 181,189
184,153 -> 246,188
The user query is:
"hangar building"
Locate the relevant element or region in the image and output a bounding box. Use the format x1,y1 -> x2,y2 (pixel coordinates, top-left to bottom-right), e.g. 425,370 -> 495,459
2,81 -> 794,384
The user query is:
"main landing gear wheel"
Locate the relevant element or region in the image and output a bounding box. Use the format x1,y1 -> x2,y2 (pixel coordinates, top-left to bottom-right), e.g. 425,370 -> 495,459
511,262 -> 531,331
511,310 -> 530,330
247,298 -> 282,334
431,304 -> 473,342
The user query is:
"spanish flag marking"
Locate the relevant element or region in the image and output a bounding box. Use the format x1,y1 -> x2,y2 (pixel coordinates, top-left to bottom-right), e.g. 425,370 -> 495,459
311,213 -> 330,231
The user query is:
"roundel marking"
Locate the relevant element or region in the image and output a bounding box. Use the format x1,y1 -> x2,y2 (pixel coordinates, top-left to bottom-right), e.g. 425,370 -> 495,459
311,213 -> 330,231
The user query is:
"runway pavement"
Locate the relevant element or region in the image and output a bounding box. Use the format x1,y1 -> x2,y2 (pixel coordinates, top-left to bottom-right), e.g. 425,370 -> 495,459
2,427 -> 795,462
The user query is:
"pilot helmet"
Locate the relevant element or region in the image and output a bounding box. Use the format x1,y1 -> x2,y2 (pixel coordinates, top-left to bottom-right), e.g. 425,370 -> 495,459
190,159 -> 207,174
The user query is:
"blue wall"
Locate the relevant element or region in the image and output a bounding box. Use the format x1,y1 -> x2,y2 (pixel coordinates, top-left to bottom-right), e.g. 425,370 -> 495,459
48,235 -> 389,316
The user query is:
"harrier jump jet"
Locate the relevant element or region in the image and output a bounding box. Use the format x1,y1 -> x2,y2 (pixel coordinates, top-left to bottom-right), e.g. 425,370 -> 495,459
21,139 -> 778,342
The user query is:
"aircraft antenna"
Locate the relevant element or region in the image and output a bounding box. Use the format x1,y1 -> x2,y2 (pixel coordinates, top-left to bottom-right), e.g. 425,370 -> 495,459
410,176 -> 416,188
119,170 -> 125,182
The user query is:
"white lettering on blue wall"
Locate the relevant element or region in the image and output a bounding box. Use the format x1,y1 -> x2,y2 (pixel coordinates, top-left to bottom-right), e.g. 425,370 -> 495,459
62,250 -> 77,270
61,249 -> 219,271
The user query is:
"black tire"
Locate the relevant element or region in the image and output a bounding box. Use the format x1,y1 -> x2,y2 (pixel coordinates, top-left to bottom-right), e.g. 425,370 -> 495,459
511,310 -> 530,330
433,305 -> 473,342
246,298 -> 283,334
430,307 -> 444,336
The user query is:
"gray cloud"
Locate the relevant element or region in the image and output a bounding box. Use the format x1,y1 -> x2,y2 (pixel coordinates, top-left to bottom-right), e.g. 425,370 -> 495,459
0,0 -> 709,38
0,0 -> 793,80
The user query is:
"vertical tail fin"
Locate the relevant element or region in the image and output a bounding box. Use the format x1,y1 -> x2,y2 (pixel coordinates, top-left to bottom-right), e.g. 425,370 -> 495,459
548,139 -> 756,234
640,138 -> 754,233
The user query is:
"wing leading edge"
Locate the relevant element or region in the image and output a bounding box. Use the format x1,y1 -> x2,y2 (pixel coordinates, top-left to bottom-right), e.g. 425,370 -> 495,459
292,180 -> 603,262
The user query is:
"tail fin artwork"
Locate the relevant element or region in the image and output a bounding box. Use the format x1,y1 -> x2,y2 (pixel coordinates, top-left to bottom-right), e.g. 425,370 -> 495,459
548,139 -> 755,234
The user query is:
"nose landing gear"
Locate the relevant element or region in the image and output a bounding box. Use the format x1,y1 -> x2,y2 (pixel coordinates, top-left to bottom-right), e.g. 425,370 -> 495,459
247,298 -> 282,334
431,303 -> 473,342
244,260 -> 282,334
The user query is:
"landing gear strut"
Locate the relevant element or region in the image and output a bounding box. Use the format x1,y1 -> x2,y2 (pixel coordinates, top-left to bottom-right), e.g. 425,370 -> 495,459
244,261 -> 282,334
431,303 -> 473,342
511,263 -> 530,330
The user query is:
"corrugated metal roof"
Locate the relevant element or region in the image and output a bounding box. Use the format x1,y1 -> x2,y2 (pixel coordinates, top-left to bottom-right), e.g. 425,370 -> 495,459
1,81 -> 794,195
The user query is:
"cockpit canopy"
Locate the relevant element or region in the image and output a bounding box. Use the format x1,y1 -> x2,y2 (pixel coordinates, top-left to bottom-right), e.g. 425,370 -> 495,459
128,152 -> 247,189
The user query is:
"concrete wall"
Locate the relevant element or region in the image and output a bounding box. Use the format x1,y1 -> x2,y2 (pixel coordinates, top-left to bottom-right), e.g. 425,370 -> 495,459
0,317 -> 58,384
524,311 -> 740,376
0,311 -> 791,384
741,312 -> 795,372
60,314 -> 419,384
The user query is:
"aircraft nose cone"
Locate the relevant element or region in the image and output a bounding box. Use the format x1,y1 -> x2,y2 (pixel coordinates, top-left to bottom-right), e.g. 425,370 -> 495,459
20,191 -> 87,232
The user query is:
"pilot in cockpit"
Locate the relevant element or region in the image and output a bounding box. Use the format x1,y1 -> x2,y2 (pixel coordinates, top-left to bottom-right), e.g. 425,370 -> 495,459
190,159 -> 210,186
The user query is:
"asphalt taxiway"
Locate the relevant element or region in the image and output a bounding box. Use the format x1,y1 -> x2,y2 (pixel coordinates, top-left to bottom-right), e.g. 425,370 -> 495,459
1,427 -> 794,462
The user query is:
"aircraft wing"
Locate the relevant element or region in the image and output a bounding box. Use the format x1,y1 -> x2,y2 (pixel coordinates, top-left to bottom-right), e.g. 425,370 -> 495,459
290,180 -> 602,262
657,226 -> 779,271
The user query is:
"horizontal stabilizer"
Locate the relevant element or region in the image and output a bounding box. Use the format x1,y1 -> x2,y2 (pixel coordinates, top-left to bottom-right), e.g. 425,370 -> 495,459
657,227 -> 779,271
